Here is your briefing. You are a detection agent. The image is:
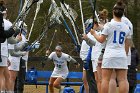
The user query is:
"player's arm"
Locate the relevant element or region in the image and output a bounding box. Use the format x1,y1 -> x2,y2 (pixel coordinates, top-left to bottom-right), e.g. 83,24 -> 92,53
90,29 -> 107,43
125,38 -> 130,55
98,49 -> 105,61
14,42 -> 28,51
9,49 -> 27,57
45,51 -> 53,62
82,34 -> 96,47
3,28 -> 20,39
7,34 -> 22,44
69,57 -> 78,65
68,56 -> 80,68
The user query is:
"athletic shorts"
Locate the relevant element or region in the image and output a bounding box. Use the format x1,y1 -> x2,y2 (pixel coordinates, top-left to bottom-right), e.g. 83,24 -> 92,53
0,56 -> 8,67
102,57 -> 128,69
92,60 -> 97,72
8,58 -> 20,71
51,69 -> 68,79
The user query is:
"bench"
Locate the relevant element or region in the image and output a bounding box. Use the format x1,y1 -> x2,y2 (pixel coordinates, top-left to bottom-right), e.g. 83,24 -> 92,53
25,71 -> 84,93
134,73 -> 140,93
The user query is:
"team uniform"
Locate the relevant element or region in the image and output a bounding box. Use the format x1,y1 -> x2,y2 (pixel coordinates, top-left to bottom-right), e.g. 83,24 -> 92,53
8,34 -> 27,71
80,32 -> 95,70
48,52 -> 73,79
121,16 -> 133,65
0,19 -> 12,66
101,19 -> 131,69
91,30 -> 106,72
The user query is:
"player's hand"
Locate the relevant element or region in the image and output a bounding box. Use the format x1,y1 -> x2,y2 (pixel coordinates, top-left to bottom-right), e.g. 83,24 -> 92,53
17,34 -> 22,41
90,29 -> 96,35
82,34 -> 88,40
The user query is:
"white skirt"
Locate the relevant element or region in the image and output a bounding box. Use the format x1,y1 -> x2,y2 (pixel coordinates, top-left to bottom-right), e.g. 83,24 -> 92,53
127,55 -> 131,66
92,60 -> 97,72
102,57 -> 128,69
8,57 -> 20,71
51,69 -> 68,79
0,56 -> 8,67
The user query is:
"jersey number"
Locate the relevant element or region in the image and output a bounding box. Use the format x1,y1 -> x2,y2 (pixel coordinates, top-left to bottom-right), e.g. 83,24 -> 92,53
113,31 -> 126,44
57,64 -> 61,68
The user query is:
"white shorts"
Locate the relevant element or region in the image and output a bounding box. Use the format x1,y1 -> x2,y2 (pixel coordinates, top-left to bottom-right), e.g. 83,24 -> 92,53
0,56 -> 8,67
127,55 -> 131,65
51,69 -> 68,79
8,58 -> 20,71
102,57 -> 128,69
92,60 -> 97,72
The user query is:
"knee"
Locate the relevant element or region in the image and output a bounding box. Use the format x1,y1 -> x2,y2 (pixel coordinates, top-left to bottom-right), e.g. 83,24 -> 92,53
102,77 -> 110,83
110,78 -> 116,83
49,83 -> 53,87
117,78 -> 128,83
10,75 -> 17,81
53,83 -> 60,88
82,78 -> 88,85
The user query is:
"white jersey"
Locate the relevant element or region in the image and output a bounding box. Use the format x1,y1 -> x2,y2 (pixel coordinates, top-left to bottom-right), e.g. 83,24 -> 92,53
8,34 -> 27,63
48,52 -> 72,72
111,17 -> 133,65
21,34 -> 28,61
91,31 -> 106,61
1,19 -> 12,57
80,32 -> 95,60
121,16 -> 133,36
122,16 -> 133,65
102,20 -> 131,58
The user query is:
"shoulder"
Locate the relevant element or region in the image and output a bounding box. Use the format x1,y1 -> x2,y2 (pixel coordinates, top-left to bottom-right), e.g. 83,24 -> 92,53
50,52 -> 56,56
62,53 -> 71,58
4,19 -> 12,30
62,53 -> 69,57
103,22 -> 111,29
121,16 -> 133,27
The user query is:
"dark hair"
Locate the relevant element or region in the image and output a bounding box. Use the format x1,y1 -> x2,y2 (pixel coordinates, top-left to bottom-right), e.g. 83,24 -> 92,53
0,0 -> 6,12
113,1 -> 125,18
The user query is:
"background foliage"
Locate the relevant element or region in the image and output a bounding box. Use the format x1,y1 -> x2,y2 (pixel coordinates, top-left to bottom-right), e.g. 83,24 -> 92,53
4,0 -> 140,63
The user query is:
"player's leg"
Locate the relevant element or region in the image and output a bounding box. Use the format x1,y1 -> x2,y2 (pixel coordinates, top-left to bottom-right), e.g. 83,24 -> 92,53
0,56 -> 8,92
49,77 -> 57,93
0,67 -> 5,92
109,70 -> 117,93
97,63 -> 102,93
9,70 -> 18,91
82,69 -> 89,93
53,77 -> 63,89
4,67 -> 11,91
101,68 -> 113,93
93,60 -> 100,93
116,69 -> 129,93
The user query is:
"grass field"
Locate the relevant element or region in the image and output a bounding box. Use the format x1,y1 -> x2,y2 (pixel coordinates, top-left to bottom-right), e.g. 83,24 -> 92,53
24,85 -> 119,93
24,85 -> 80,93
